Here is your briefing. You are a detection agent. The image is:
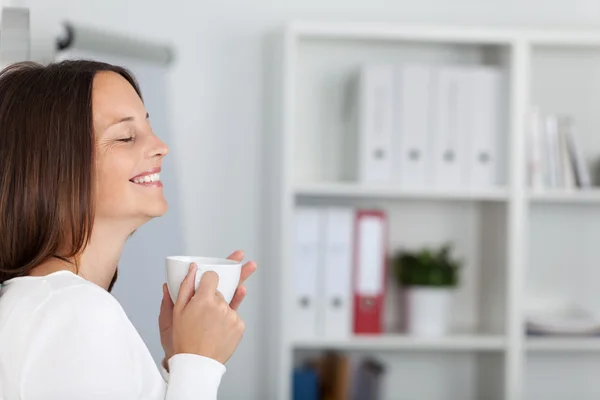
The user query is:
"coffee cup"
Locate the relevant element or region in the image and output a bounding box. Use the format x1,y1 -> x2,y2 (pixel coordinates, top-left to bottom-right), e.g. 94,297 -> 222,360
165,256 -> 242,303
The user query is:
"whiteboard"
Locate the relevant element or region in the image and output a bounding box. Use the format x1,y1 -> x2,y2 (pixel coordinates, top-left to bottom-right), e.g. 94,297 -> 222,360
56,48 -> 185,364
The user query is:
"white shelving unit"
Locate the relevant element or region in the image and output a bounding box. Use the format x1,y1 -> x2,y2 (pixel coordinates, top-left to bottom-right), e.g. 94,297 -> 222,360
264,21 -> 600,400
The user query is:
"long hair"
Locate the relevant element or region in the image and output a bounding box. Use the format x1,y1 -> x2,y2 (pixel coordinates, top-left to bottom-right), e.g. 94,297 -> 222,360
0,60 -> 142,283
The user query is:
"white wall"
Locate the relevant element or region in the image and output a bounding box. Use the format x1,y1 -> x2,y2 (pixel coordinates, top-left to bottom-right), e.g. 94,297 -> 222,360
10,0 -> 600,398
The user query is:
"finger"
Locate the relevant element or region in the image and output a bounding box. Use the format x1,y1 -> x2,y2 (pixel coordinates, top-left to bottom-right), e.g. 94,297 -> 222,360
159,285 -> 174,333
162,283 -> 175,308
174,263 -> 197,312
226,250 -> 245,262
239,261 -> 257,285
195,270 -> 219,299
229,286 -> 247,311
214,289 -> 227,303
214,290 -> 229,311
160,283 -> 175,313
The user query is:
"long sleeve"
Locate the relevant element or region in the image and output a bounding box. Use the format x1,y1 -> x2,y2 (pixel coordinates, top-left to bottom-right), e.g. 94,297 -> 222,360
18,284 -> 225,400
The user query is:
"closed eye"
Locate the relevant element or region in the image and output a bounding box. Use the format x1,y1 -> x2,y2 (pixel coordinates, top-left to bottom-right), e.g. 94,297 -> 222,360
118,137 -> 134,143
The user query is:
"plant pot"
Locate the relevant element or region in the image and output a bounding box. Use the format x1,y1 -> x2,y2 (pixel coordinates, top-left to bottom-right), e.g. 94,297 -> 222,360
404,287 -> 453,337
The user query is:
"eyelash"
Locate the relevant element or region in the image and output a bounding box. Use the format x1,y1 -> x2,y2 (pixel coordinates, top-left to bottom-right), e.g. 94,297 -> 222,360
118,136 -> 134,143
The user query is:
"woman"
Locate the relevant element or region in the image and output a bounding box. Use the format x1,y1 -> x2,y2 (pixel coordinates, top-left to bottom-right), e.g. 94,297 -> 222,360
0,60 -> 256,399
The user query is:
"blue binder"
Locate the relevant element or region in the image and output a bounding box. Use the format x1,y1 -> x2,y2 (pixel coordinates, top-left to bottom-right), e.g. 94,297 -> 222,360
292,367 -> 319,400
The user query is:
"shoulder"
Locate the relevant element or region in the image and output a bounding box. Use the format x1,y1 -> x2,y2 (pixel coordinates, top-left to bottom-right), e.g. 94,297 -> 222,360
31,271 -> 129,332
0,271 -> 130,344
16,273 -> 146,398
0,270 -> 125,325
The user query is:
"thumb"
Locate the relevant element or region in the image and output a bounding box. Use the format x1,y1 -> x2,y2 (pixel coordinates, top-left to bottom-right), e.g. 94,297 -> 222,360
174,263 -> 197,313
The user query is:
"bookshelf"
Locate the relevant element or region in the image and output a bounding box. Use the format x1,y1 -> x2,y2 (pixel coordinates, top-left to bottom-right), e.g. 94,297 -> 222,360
264,21 -> 600,400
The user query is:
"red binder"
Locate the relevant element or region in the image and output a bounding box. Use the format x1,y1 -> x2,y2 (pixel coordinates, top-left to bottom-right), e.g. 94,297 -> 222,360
352,209 -> 387,334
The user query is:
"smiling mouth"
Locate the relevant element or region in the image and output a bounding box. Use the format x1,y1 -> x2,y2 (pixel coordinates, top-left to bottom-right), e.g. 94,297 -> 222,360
130,172 -> 161,185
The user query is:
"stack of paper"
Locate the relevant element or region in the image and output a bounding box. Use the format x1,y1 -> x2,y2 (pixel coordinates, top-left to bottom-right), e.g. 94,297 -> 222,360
526,304 -> 600,336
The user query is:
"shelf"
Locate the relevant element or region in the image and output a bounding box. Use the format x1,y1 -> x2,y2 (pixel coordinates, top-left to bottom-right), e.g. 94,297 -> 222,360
291,21 -> 515,44
290,21 -> 600,48
292,334 -> 507,352
295,182 -> 509,202
527,337 -> 600,352
528,189 -> 600,204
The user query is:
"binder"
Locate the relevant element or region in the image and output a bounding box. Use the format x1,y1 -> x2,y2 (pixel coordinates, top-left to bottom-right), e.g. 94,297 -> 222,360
468,68 -> 502,188
431,67 -> 471,189
350,358 -> 386,400
292,207 -> 322,338
563,119 -> 591,188
318,352 -> 351,400
322,207 -> 355,338
352,210 -> 387,334
292,367 -> 319,400
545,115 -> 562,188
393,64 -> 434,189
558,118 -> 576,190
527,107 -> 545,189
356,64 -> 394,183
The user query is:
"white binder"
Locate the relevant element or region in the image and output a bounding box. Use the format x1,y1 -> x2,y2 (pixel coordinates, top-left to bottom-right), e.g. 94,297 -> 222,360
292,207 -> 322,339
431,67 -> 471,189
393,64 -> 434,189
468,68 -> 502,189
321,207 -> 354,338
357,64 -> 394,183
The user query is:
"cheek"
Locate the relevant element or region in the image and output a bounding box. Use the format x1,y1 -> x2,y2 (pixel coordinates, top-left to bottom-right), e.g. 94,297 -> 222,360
95,149 -> 135,204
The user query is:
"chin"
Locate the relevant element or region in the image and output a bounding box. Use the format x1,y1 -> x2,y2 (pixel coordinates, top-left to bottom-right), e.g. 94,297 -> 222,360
146,201 -> 169,218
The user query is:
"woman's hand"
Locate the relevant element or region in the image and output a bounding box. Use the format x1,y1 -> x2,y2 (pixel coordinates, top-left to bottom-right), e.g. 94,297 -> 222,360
158,251 -> 256,368
170,265 -> 244,364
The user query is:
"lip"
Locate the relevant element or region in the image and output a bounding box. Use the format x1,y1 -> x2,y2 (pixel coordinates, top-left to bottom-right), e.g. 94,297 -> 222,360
130,167 -> 161,182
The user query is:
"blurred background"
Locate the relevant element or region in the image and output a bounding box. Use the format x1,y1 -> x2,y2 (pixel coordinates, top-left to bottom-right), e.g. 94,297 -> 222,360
5,0 -> 600,399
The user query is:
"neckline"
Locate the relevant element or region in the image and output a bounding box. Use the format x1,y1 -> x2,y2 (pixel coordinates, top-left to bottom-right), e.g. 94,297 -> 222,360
2,269 -> 79,286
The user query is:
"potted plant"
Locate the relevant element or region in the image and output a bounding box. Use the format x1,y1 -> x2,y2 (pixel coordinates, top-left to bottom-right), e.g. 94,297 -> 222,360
391,243 -> 462,337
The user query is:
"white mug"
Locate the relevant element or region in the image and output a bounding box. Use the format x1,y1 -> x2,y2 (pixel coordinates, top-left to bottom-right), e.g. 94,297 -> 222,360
165,256 -> 242,304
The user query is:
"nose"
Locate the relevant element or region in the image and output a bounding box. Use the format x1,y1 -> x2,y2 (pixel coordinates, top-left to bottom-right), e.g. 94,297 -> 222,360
148,135 -> 169,159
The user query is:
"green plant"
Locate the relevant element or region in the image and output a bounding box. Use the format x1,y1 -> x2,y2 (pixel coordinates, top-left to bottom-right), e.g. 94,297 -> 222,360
391,243 -> 462,288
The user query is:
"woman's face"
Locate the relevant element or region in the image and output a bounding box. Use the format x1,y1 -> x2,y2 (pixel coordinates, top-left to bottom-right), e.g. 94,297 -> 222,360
92,71 -> 169,227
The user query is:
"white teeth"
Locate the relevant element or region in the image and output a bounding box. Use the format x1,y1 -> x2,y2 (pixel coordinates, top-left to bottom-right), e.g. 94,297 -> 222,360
133,173 -> 160,184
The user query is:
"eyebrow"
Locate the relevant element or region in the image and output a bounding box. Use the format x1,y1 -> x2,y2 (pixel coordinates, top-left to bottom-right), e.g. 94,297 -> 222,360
108,112 -> 150,128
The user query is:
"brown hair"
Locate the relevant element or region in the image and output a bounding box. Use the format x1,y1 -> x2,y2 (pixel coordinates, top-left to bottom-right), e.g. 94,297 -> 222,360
0,60 -> 142,284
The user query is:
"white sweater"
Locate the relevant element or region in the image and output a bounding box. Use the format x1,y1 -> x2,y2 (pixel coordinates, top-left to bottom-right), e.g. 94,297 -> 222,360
0,270 -> 225,400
